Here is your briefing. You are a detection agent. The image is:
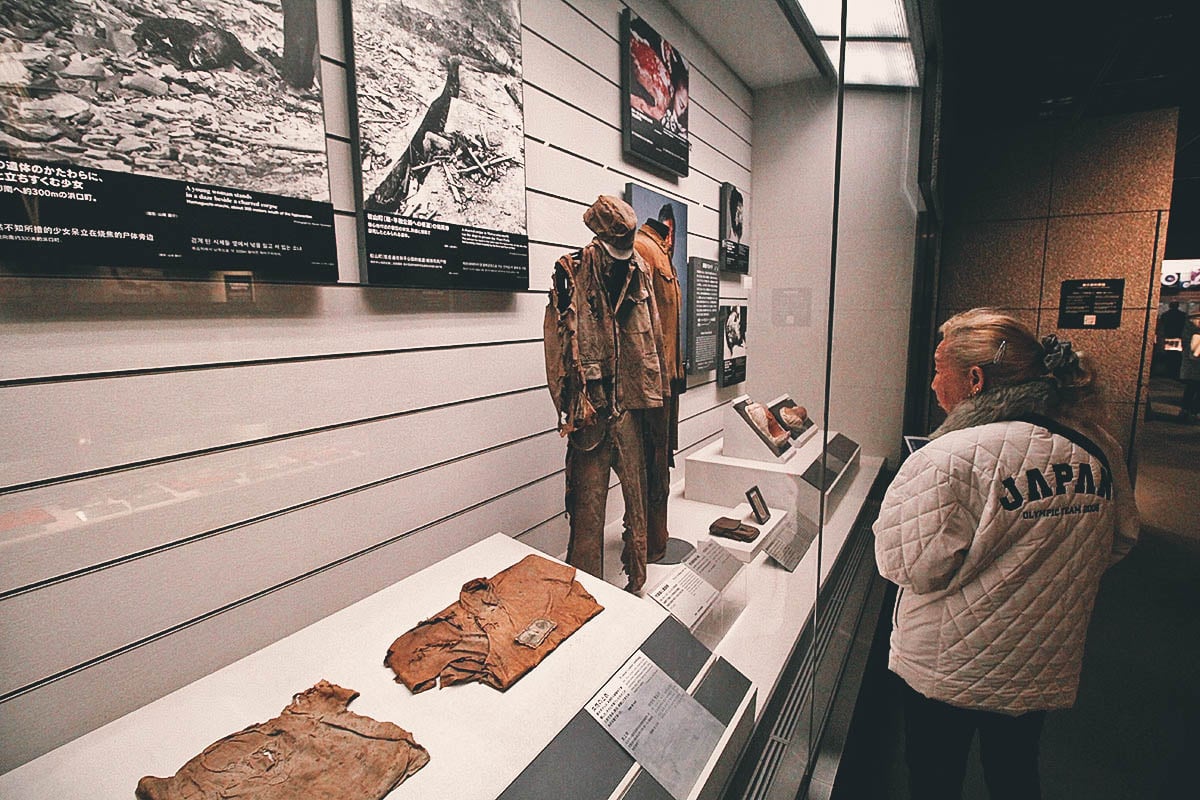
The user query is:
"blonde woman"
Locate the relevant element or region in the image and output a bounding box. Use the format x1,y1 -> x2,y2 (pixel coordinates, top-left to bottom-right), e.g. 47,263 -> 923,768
874,308 -> 1139,799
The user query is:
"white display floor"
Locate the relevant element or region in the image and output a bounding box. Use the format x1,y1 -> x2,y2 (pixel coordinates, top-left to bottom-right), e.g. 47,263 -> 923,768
0,535 -> 671,800
643,455 -> 884,718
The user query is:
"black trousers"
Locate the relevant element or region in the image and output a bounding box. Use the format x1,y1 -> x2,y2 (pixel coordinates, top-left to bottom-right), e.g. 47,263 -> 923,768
901,680 -> 1046,800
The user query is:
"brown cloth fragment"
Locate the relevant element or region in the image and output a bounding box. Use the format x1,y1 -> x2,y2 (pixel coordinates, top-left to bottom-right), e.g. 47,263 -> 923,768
386,554 -> 604,693
135,680 -> 428,800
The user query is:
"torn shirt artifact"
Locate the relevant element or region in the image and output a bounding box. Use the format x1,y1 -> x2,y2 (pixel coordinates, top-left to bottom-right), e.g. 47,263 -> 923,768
386,554 -> 604,693
136,680 -> 428,800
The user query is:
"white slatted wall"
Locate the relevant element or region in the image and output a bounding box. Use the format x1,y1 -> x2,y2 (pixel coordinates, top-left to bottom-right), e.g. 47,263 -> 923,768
0,0 -> 753,770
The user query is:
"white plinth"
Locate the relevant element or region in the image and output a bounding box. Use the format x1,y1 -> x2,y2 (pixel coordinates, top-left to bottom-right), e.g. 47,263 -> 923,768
705,502 -> 788,563
684,430 -> 860,526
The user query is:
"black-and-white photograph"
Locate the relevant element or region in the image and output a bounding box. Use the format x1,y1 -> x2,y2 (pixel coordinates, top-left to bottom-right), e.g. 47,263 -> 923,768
719,182 -> 749,274
0,0 -> 338,280
0,0 -> 331,201
719,302 -> 747,386
352,0 -> 528,289
621,9 -> 688,177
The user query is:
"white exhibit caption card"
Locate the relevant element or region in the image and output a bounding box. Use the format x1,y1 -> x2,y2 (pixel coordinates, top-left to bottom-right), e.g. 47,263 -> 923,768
650,565 -> 719,628
764,529 -> 805,572
650,540 -> 743,627
587,651 -> 725,800
684,540 -> 742,591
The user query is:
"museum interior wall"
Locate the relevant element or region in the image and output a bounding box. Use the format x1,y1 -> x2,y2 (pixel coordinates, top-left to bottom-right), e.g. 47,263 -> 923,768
750,82 -> 920,466
937,107 -> 1178,458
0,0 -> 756,769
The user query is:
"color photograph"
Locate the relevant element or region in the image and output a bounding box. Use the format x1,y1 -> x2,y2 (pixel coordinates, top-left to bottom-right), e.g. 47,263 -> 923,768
621,9 -> 688,176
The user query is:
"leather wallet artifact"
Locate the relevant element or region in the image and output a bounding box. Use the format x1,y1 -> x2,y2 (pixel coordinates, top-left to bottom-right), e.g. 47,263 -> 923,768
709,517 -> 760,542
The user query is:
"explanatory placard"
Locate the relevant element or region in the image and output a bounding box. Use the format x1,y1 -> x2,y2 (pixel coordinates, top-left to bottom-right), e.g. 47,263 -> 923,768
586,651 -> 724,800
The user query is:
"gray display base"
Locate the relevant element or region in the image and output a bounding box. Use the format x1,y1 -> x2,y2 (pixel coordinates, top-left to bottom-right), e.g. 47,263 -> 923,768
499,617 -> 754,800
656,537 -> 696,565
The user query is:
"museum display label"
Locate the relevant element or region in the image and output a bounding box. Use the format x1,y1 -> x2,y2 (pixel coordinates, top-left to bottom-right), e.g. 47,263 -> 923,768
1057,279 -> 1124,329
685,540 -> 742,592
649,565 -> 720,628
765,528 -> 806,573
687,257 -> 720,373
586,651 -> 724,800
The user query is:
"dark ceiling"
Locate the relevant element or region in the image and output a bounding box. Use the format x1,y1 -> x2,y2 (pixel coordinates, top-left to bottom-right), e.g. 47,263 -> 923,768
934,0 -> 1199,257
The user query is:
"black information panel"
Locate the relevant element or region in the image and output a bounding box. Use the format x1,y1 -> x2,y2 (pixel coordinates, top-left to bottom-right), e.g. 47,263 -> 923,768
719,239 -> 749,274
0,158 -> 336,280
1057,279 -> 1125,329
364,213 -> 528,290
688,257 -> 719,373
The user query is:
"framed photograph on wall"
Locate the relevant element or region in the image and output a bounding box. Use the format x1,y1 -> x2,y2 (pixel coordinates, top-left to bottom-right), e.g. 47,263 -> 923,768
620,9 -> 689,177
628,183 -> 688,371
0,0 -> 338,283
351,0 -> 529,290
718,303 -> 748,386
719,182 -> 749,274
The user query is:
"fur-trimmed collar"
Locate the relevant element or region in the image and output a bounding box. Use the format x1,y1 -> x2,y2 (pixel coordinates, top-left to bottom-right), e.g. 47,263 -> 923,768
930,379 -> 1060,439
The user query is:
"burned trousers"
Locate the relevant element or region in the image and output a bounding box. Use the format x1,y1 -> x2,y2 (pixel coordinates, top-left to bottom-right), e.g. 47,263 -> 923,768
642,399 -> 676,563
565,409 -> 649,592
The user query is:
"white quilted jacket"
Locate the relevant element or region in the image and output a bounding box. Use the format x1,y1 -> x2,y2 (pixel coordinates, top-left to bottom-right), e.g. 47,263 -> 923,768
874,413 -> 1138,714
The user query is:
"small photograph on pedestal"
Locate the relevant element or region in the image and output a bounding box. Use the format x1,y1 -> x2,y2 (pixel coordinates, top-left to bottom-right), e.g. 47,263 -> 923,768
732,396 -> 790,457
719,182 -> 749,274
718,303 -> 747,386
768,397 -> 814,439
620,9 -> 689,177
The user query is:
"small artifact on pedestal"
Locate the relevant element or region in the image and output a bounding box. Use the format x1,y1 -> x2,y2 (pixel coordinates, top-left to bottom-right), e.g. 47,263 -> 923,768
746,401 -> 790,448
708,516 -> 760,542
779,404 -> 810,433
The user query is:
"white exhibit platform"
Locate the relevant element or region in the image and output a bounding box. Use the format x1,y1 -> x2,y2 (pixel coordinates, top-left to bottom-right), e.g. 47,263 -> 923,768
0,534 -> 753,800
650,454 -> 884,719
713,501 -> 789,563
684,430 -> 860,526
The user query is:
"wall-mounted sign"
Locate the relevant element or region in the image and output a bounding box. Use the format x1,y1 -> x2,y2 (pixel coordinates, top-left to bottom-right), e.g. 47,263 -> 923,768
719,183 -> 748,274
1057,279 -> 1125,329
718,303 -> 747,386
628,183 -> 688,369
687,257 -> 719,373
620,9 -> 689,177
0,1 -> 337,282
352,0 -> 528,290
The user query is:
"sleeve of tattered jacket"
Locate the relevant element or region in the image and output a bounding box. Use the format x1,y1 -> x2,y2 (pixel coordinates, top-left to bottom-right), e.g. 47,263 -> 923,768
873,449 -> 977,594
542,254 -> 597,435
